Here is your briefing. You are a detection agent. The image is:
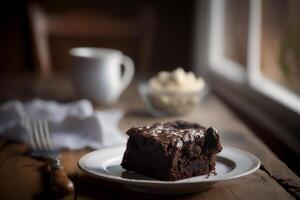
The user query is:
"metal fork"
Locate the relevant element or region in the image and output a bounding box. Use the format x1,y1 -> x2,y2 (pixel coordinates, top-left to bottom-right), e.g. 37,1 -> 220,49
21,117 -> 75,197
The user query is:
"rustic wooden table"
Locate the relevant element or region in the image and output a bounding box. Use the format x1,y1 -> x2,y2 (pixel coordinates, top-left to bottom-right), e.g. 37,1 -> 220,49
0,75 -> 299,200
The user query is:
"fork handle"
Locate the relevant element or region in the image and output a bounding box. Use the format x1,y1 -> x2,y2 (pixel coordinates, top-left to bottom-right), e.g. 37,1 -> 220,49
50,159 -> 75,198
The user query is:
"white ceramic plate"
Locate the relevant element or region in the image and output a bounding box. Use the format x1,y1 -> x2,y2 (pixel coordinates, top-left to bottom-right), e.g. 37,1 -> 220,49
78,146 -> 260,194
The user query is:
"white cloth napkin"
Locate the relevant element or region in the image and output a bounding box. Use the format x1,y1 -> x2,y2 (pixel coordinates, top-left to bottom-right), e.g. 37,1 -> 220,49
0,99 -> 127,150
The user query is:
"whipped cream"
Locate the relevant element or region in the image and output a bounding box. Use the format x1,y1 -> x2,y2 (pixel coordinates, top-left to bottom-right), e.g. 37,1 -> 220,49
149,68 -> 205,93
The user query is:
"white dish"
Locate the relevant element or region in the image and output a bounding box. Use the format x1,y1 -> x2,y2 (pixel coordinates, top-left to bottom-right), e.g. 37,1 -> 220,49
138,82 -> 209,117
78,146 -> 260,194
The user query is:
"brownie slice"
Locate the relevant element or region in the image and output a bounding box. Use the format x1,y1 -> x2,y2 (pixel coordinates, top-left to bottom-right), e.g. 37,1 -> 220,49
121,120 -> 222,181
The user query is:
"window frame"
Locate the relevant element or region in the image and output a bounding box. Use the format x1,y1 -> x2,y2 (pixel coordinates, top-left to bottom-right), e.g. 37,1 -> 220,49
193,0 -> 300,156
247,0 -> 300,114
207,0 -> 300,114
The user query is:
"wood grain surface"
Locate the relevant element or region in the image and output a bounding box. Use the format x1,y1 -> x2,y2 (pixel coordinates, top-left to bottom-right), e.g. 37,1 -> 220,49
0,76 -> 299,200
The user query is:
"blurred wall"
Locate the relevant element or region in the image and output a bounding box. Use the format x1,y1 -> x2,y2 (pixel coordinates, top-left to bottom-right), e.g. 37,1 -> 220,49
0,1 -> 32,74
0,0 -> 196,75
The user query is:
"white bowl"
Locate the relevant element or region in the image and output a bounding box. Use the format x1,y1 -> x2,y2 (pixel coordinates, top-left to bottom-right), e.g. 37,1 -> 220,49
138,82 -> 207,117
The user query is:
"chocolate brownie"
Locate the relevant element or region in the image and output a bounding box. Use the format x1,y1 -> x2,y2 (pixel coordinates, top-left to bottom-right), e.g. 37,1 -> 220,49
121,120 -> 222,181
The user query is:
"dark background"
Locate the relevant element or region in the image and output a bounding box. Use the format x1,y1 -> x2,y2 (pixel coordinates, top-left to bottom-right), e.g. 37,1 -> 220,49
0,0 -> 195,74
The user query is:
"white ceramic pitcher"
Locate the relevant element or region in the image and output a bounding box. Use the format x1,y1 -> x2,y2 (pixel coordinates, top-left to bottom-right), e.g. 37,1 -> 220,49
70,47 -> 135,104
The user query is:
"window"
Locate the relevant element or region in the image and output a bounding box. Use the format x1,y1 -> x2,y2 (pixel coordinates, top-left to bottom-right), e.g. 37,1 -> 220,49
260,0 -> 300,95
207,0 -> 300,114
248,0 -> 300,113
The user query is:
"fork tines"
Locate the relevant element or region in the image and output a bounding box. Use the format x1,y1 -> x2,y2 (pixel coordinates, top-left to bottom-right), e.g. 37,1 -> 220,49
21,118 -> 53,150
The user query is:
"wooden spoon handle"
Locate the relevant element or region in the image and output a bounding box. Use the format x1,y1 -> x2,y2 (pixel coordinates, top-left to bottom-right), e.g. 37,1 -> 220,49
50,159 -> 75,198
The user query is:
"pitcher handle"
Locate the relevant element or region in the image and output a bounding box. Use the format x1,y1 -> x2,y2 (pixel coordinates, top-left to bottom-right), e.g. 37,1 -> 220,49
120,55 -> 135,92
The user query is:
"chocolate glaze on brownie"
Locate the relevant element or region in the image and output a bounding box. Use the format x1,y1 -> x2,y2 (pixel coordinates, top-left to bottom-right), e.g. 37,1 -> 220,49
121,120 -> 222,181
